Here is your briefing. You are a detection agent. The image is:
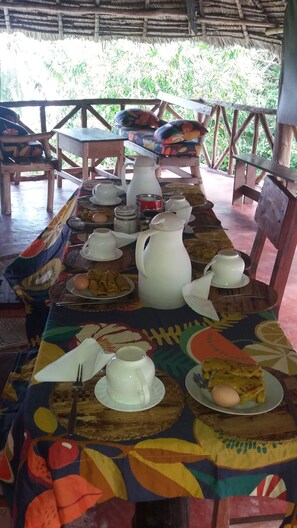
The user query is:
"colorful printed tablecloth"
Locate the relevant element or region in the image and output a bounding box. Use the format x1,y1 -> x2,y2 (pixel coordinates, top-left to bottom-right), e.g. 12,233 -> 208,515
1,180 -> 297,528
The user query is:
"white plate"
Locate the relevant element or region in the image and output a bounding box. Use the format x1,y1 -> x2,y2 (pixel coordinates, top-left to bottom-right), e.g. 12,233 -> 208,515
79,248 -> 123,262
188,214 -> 195,223
185,365 -> 283,416
211,274 -> 250,289
90,196 -> 122,206
94,376 -> 165,412
66,275 -> 135,301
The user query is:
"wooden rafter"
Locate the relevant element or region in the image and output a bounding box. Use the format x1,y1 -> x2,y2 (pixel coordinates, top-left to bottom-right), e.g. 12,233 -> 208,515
0,0 -> 286,49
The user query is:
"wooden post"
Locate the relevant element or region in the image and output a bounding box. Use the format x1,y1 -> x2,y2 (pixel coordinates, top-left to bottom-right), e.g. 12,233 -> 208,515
272,122 -> 293,165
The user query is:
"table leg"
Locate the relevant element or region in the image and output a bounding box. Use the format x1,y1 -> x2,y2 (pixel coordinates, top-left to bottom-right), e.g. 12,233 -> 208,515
57,143 -> 63,188
1,170 -> 12,215
132,498 -> 189,528
82,146 -> 89,181
114,144 -> 125,177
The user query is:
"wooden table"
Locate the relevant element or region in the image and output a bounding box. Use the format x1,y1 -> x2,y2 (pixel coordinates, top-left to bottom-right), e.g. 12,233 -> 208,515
2,181 -> 297,528
55,127 -> 127,186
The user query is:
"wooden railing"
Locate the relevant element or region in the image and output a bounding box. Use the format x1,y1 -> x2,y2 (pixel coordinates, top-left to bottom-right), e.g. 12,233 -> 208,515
1,96 -> 295,173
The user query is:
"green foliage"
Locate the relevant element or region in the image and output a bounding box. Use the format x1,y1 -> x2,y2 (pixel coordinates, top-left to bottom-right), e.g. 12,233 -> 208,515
0,33 -> 292,167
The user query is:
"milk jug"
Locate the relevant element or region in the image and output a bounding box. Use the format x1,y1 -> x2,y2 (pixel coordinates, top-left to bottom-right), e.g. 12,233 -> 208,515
135,212 -> 192,309
121,156 -> 162,206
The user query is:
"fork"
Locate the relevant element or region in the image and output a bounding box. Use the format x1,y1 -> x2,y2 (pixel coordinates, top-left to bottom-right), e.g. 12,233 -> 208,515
212,293 -> 265,302
67,364 -> 84,435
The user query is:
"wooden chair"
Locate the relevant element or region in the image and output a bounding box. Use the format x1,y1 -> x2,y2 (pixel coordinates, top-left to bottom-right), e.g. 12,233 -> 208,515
211,497 -> 286,528
0,132 -> 58,215
210,176 -> 297,526
247,174 -> 297,316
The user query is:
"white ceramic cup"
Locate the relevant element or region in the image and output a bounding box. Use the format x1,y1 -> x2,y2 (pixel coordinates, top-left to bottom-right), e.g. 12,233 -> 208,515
92,181 -> 118,204
165,195 -> 192,224
203,249 -> 245,286
82,228 -> 117,260
106,345 -> 155,405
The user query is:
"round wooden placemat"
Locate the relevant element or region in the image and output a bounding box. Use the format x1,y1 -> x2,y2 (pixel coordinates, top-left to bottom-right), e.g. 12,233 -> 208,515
50,370 -> 184,441
186,391 -> 297,442
209,278 -> 278,314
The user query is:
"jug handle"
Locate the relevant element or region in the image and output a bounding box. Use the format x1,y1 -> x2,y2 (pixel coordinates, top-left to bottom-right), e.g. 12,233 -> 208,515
120,160 -> 135,193
135,229 -> 157,277
203,256 -> 217,275
136,368 -> 150,404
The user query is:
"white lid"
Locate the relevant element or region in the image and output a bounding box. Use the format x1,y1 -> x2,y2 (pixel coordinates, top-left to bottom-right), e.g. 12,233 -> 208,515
150,211 -> 185,231
115,205 -> 136,217
134,156 -> 156,168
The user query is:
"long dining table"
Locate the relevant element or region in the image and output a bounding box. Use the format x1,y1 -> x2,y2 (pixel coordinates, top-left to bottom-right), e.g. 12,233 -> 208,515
1,178 -> 297,528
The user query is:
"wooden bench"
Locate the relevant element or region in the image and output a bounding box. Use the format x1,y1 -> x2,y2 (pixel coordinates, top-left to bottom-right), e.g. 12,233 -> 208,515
232,152 -> 297,204
124,91 -> 212,182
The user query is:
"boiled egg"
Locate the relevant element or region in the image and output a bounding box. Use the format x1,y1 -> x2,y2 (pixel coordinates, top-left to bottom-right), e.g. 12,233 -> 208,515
73,274 -> 90,291
211,384 -> 240,408
92,212 -> 108,223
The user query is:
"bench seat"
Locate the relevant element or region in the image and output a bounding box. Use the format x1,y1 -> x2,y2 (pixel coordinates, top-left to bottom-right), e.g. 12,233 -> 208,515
113,92 -> 213,182
232,153 -> 297,204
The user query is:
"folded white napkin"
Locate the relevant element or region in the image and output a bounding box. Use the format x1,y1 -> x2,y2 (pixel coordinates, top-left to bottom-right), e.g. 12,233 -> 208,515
34,338 -> 114,383
182,272 -> 219,321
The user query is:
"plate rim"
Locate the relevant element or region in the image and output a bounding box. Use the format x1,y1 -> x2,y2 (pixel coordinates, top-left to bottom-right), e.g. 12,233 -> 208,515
66,275 -> 135,301
94,376 -> 165,412
185,364 -> 284,416
67,215 -> 113,229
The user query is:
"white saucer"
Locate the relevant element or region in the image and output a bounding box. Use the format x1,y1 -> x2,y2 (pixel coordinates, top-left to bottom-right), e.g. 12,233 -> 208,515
90,196 -> 122,206
188,214 -> 195,223
79,248 -> 123,262
94,377 -> 165,412
211,274 -> 250,289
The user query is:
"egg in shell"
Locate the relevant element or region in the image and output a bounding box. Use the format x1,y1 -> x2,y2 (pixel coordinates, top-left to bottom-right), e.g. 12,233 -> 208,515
211,384 -> 240,408
92,212 -> 109,223
73,274 -> 90,291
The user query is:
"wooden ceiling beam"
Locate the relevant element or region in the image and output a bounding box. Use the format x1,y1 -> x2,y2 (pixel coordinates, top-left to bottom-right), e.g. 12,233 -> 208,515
235,0 -> 250,44
3,7 -> 11,30
0,2 -> 280,30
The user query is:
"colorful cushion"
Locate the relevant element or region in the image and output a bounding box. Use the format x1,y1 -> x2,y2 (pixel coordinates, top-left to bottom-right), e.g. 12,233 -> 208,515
154,120 -> 208,145
0,117 -> 28,137
127,128 -> 202,157
0,106 -> 18,123
115,108 -> 163,128
0,117 -> 43,160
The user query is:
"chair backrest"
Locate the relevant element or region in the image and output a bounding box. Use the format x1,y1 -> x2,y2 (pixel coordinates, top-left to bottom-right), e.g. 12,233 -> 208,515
156,91 -> 213,128
250,175 -> 297,314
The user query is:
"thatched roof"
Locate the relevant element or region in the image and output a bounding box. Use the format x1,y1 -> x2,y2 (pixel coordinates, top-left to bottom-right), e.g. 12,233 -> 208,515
0,0 -> 287,52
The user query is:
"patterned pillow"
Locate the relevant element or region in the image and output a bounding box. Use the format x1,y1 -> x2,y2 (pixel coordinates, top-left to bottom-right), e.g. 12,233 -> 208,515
0,117 -> 28,137
0,117 -> 43,160
115,108 -> 162,128
0,106 -> 18,123
154,120 -> 208,145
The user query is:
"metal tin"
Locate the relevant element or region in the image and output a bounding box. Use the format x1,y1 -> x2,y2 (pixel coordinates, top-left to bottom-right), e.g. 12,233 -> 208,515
114,205 -> 138,234
136,194 -> 164,219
